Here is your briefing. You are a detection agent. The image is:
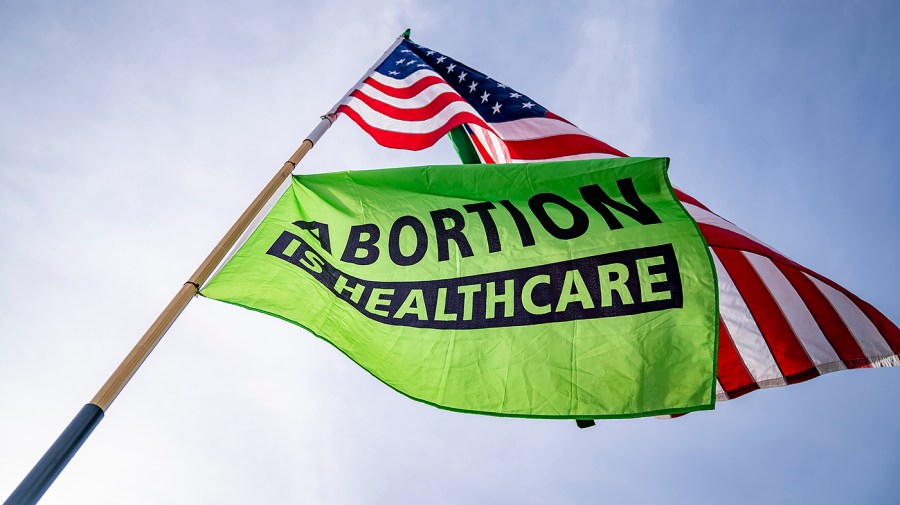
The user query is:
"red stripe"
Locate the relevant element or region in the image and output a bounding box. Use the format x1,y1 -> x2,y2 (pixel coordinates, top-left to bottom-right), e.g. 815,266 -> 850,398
363,74 -> 449,99
714,247 -> 819,383
714,317 -> 759,397
775,261 -> 872,368
336,104 -> 483,150
349,88 -> 473,122
504,134 -> 627,160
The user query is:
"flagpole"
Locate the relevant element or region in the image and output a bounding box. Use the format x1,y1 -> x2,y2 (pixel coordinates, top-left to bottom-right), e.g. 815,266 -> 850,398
5,29 -> 410,505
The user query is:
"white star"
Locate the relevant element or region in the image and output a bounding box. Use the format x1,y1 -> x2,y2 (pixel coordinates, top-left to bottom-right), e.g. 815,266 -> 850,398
492,102 -> 502,114
468,81 -> 477,92
458,71 -> 467,83
426,50 -> 436,56
496,82 -> 506,88
436,56 -> 447,64
447,63 -> 456,73
406,60 -> 416,65
417,63 -> 428,67
509,92 -> 522,99
389,70 -> 400,75
395,58 -> 406,64
480,91 -> 490,103
401,49 -> 412,53
522,102 -> 535,109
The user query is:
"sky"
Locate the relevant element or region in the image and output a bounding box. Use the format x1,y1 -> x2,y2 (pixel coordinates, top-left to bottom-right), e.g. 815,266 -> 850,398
1,1 -> 898,503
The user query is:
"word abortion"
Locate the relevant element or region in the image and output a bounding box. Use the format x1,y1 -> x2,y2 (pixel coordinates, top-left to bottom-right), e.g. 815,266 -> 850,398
294,177 -> 663,268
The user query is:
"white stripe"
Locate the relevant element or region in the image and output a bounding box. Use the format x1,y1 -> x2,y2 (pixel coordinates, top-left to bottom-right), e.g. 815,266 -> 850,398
682,202 -> 783,256
489,116 -> 594,141
744,252 -> 844,372
342,95 -> 480,134
807,274 -> 895,360
357,80 -> 460,109
712,250 -> 785,385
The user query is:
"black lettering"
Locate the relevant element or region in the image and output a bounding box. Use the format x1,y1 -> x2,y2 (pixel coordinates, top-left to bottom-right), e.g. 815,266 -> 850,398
266,231 -> 307,267
528,193 -> 589,240
388,215 -> 428,266
498,199 -> 535,247
430,208 -> 474,262
463,201 -> 502,253
270,235 -> 685,330
579,178 -> 661,230
298,249 -> 324,274
292,220 -> 331,253
340,224 -> 380,265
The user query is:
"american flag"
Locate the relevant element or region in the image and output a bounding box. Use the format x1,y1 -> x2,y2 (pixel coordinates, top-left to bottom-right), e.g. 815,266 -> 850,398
335,38 -> 625,161
335,36 -> 899,403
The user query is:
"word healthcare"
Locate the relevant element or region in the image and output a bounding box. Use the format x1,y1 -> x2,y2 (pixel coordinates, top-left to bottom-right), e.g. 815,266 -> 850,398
202,157 -> 719,419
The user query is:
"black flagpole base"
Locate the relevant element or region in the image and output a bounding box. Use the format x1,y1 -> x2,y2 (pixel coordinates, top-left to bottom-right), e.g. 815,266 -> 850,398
4,403 -> 104,505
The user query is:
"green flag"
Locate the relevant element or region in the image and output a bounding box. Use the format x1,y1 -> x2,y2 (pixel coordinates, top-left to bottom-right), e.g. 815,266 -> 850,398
201,157 -> 718,418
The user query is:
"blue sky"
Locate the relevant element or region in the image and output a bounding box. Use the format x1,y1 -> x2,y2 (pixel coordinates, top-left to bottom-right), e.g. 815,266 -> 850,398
1,1 -> 897,503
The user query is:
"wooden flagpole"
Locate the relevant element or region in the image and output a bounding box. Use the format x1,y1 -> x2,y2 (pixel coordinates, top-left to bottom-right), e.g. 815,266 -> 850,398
5,29 -> 410,505
90,138 -> 317,411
